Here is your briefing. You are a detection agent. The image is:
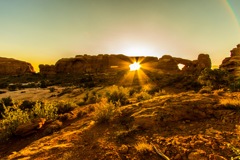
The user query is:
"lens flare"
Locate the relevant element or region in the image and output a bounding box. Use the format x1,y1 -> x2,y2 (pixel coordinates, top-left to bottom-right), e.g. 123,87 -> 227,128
129,62 -> 141,71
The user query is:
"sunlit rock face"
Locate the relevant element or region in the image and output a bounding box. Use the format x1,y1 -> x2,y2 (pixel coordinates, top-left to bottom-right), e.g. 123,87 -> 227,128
220,44 -> 240,77
0,57 -> 35,75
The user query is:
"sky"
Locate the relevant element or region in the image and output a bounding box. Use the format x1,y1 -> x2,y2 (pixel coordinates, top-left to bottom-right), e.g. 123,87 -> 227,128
0,0 -> 240,71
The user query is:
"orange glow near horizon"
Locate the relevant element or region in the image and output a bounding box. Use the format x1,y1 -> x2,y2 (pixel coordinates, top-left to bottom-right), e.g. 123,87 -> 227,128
129,62 -> 141,71
119,57 -> 151,86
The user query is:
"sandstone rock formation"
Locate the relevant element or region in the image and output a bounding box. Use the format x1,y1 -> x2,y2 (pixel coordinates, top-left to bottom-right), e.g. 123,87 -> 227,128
39,64 -> 56,75
180,54 -> 211,74
39,54 -> 211,75
157,54 -> 211,74
0,57 -> 35,75
220,44 -> 240,77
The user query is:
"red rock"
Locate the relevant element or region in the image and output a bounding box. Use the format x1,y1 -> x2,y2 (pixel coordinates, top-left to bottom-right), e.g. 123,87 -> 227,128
0,57 -> 35,75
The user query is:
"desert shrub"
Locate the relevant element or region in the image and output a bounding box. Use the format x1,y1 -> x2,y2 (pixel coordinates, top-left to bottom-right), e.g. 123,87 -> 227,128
19,100 -> 36,110
154,89 -> 167,96
8,84 -> 17,91
83,90 -> 101,104
134,142 -> 153,154
94,98 -> 116,123
199,86 -> 212,94
105,85 -> 129,105
0,90 -> 6,94
55,101 -> 76,114
57,87 -> 73,97
0,97 -> 14,117
0,105 -> 31,141
31,102 -> 58,120
40,80 -> 47,88
230,79 -> 240,92
0,82 -> 8,89
135,91 -> 152,101
198,68 -> 234,90
49,87 -> 55,93
1,96 -> 13,107
227,144 -> 240,160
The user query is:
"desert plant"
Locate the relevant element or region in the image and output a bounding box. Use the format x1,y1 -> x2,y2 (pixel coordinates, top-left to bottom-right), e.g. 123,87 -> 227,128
0,97 -> 14,118
135,91 -> 152,101
40,80 -> 47,88
135,142 -> 153,154
8,84 -> 17,91
57,87 -> 73,97
105,85 -> 130,105
228,144 -> 240,160
1,96 -> 13,107
49,87 -> 56,92
198,68 -> 234,90
94,98 -> 116,123
19,100 -> 36,110
55,101 -> 76,114
31,102 -> 58,120
0,105 -> 31,141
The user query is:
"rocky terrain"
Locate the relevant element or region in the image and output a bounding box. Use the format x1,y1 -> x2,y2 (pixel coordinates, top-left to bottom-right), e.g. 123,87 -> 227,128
0,88 -> 240,160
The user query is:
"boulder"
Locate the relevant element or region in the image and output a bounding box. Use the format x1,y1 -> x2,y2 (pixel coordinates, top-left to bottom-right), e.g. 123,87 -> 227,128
14,118 -> 46,137
0,57 -> 35,75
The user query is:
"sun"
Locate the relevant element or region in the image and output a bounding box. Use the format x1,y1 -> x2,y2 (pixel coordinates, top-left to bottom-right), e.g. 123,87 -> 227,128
129,62 -> 141,71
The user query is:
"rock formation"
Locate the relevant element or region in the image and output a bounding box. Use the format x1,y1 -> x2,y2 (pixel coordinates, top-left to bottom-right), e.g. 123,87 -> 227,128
38,54 -> 211,75
0,57 -> 35,75
220,44 -> 240,77
158,55 -> 180,73
157,54 -> 211,74
39,64 -> 56,75
180,54 -> 211,74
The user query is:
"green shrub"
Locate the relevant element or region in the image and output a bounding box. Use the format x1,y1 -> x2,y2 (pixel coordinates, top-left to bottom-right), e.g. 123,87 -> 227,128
0,100 -> 59,141
31,102 -> 58,120
57,87 -> 73,97
55,101 -> 76,114
40,80 -> 47,88
1,96 -> 13,107
94,98 -> 116,123
49,87 -> 56,93
0,105 -> 31,141
198,68 -> 234,90
135,91 -> 152,101
83,90 -> 101,105
8,84 -> 17,91
19,100 -> 36,110
105,85 -> 129,105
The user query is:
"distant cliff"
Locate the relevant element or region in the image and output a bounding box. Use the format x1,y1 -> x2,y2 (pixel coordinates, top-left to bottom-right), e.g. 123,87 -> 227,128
0,57 -> 35,75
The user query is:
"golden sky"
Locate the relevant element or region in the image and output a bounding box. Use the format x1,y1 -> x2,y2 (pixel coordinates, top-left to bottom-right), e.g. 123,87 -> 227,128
0,0 -> 239,71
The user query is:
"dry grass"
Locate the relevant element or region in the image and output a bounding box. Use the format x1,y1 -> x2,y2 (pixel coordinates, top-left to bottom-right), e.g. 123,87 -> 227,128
220,95 -> 240,110
134,142 -> 153,153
